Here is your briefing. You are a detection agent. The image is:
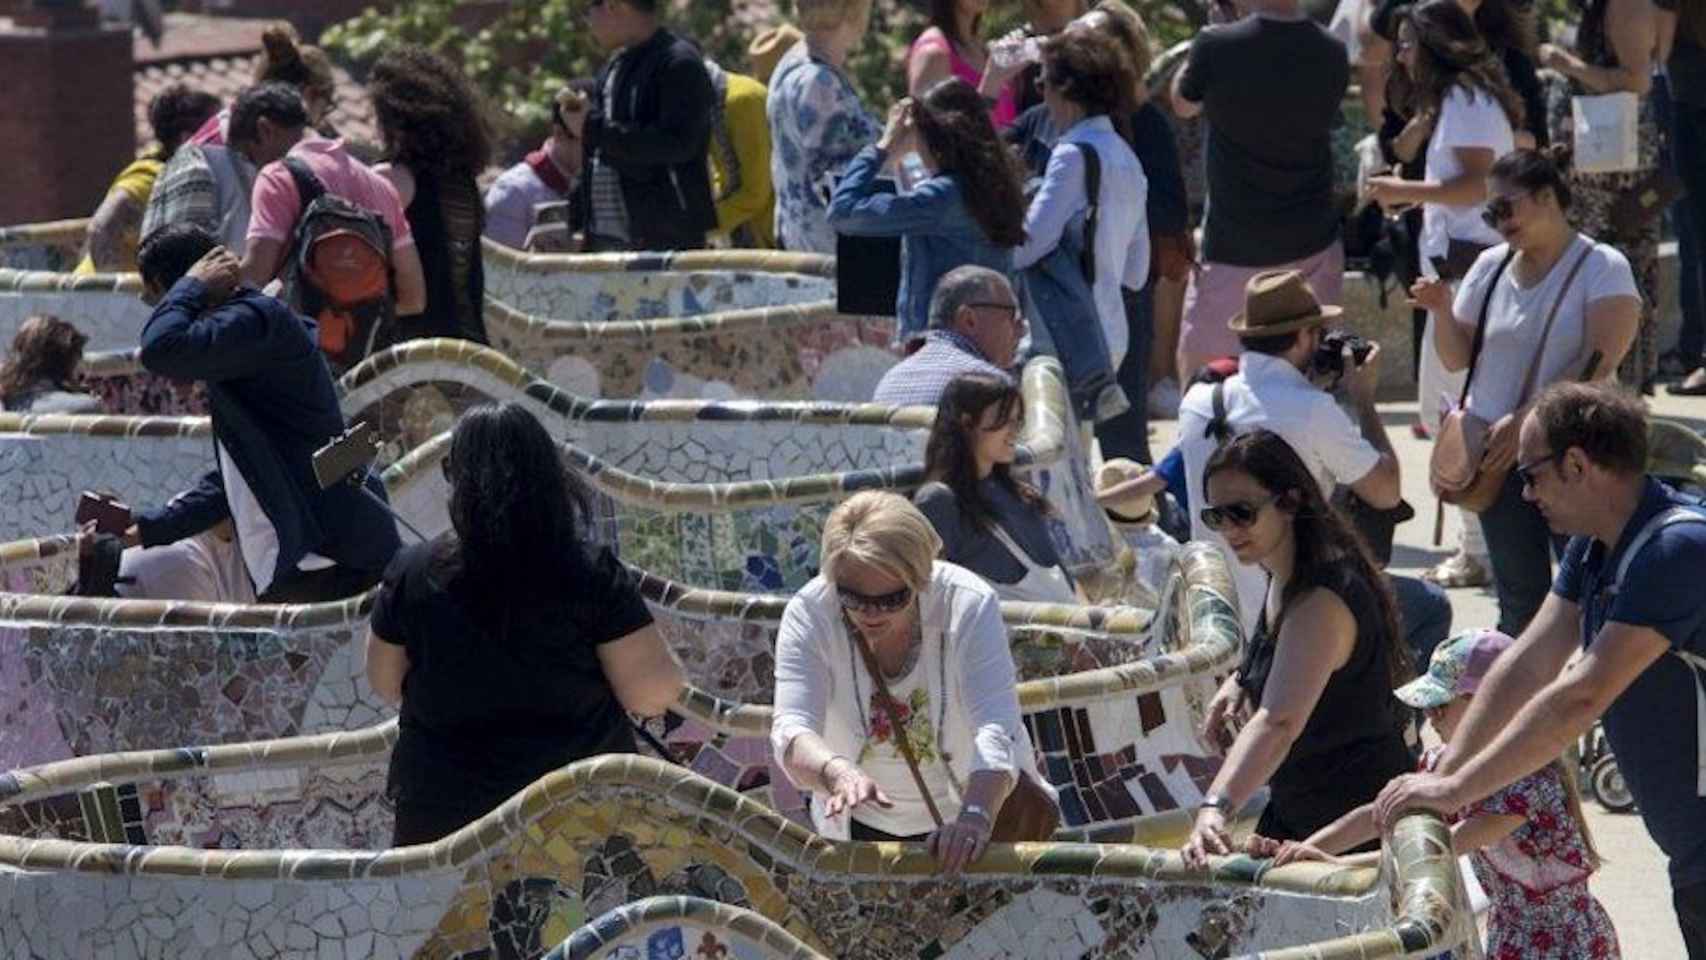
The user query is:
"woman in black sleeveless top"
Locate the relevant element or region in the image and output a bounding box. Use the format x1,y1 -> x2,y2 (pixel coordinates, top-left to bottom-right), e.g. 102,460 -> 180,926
369,45 -> 491,345
1182,430 -> 1414,863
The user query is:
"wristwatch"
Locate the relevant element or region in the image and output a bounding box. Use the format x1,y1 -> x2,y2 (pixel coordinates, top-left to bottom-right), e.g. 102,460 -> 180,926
960,803 -> 992,825
1199,794 -> 1231,814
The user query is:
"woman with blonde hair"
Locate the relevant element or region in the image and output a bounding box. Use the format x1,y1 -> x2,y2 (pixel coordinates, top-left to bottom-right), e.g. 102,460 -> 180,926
771,491 -> 1052,870
765,0 -> 881,253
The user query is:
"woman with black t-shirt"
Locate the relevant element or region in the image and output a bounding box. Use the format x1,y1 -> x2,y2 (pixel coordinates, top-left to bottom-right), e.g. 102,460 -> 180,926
366,403 -> 684,845
1181,430 -> 1414,863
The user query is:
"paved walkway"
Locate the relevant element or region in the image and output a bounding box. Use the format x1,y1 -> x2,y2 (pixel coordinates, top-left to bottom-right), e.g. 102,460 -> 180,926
1151,388 -> 1706,958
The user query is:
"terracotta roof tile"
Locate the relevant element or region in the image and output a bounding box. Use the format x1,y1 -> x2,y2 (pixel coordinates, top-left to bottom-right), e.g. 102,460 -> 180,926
132,14 -> 379,155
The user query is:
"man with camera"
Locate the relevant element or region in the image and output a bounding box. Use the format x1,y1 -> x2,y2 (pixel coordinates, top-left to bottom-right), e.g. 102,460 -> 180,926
116,223 -> 401,604
1179,270 -> 1436,643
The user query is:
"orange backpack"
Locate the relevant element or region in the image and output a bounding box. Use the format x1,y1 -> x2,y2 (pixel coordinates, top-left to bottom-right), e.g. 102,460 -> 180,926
279,157 -> 395,371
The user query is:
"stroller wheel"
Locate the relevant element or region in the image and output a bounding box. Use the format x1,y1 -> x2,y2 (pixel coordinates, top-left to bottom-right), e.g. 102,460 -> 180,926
1590,755 -> 1637,813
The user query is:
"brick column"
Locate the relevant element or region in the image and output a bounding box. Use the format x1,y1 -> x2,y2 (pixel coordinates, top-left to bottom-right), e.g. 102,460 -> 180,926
0,6 -> 135,225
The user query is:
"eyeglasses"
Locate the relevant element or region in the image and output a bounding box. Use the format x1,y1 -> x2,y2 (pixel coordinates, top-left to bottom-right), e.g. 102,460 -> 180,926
836,583 -> 913,614
1199,494 -> 1279,532
1515,449 -> 1565,489
969,301 -> 1023,329
1481,192 -> 1527,230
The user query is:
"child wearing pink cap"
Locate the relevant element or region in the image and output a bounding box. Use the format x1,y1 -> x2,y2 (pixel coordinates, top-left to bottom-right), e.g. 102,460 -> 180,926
1252,628 -> 1620,960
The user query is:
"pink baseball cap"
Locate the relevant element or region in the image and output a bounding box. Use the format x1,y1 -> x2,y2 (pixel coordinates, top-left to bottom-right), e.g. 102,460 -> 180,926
1393,628 -> 1515,709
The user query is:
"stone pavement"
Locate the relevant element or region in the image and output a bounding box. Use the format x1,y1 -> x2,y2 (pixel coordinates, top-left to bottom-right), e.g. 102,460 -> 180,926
1151,388 -> 1706,959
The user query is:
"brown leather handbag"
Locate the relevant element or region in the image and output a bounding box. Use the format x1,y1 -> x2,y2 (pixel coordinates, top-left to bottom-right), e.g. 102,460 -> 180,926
850,621 -> 1060,843
1430,244 -> 1593,512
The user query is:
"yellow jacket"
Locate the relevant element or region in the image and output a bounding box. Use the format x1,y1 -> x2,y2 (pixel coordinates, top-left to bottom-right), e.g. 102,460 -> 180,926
709,71 -> 776,249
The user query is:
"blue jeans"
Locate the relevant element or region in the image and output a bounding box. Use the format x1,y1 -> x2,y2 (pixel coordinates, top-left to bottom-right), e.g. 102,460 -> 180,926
1477,471 -> 1564,635
1095,285 -> 1154,464
1390,574 -> 1453,673
1666,85 -> 1706,364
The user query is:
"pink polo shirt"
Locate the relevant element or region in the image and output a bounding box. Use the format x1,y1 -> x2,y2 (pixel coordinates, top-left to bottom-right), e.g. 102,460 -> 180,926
246,136 -> 414,253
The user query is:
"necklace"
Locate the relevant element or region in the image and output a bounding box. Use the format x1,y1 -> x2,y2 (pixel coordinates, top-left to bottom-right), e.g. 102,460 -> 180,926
846,609 -> 923,679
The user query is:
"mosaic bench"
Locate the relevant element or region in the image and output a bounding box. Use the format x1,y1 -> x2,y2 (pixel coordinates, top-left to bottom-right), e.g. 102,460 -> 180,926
0,348 -> 1115,589
543,896 -> 830,960
0,727 -> 1472,960
0,531 -> 1224,831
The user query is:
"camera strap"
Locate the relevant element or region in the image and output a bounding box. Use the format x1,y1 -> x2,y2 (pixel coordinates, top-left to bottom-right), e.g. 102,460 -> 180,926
1204,381 -> 1232,445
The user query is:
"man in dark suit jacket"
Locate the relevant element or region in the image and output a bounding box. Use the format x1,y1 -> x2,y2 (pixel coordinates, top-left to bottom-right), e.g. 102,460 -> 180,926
127,223 -> 401,602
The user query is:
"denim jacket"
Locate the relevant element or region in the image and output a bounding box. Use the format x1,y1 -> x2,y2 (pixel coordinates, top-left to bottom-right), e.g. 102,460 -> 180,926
827,144 -> 1014,339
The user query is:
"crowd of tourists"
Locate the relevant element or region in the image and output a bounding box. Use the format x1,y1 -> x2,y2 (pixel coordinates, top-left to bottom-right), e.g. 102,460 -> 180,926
4,0 -> 1706,955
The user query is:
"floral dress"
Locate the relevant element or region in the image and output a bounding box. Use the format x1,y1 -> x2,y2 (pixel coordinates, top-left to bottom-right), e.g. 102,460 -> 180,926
1430,746 -> 1622,959
765,40 -> 881,254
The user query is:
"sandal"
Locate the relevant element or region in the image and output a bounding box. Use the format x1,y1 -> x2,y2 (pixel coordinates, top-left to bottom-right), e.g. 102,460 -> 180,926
1422,551 -> 1491,588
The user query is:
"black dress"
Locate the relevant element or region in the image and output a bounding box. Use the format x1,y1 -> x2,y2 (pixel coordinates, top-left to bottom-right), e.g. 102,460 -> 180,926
371,537 -> 654,844
399,167 -> 487,345
1236,569 -> 1414,844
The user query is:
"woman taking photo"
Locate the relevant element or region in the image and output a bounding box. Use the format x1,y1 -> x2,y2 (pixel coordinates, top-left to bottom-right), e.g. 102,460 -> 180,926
366,403 -> 684,845
908,0 -> 1019,127
827,79 -> 1026,341
916,374 -> 1075,604
1409,148 -> 1639,636
766,0 -> 881,253
370,45 -> 494,345
1012,29 -> 1149,383
771,491 -> 1051,871
1182,430 -> 1413,863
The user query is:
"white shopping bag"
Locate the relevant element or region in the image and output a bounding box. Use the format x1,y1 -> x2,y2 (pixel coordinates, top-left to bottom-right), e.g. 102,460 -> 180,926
1572,92 -> 1640,174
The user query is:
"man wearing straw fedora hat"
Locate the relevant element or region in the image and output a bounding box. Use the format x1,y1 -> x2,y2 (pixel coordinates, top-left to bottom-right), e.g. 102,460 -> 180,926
1178,269 -> 1404,634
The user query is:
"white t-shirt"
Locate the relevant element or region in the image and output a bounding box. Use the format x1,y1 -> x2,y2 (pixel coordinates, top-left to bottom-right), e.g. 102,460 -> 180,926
1177,352 -> 1382,633
483,161 -> 559,250
217,440 -> 332,595
850,658 -> 957,836
116,531 -> 255,605
1452,235 -> 1640,422
1420,86 -> 1514,268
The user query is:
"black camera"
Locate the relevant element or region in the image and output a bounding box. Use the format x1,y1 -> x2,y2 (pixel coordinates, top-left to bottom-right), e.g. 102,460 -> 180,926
1311,329 -> 1375,384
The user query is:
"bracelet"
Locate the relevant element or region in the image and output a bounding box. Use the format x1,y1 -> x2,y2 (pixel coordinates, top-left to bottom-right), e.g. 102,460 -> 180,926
959,803 -> 992,828
818,754 -> 851,785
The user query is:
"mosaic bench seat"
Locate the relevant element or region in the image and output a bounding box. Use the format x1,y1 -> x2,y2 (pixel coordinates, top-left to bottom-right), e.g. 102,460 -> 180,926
0,728 -> 1472,960
0,348 -> 1114,591
0,531 -> 1228,832
543,896 -> 830,960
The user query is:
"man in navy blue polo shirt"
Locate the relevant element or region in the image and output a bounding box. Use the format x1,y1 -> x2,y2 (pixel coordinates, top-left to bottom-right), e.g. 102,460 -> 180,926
1375,382 -> 1706,956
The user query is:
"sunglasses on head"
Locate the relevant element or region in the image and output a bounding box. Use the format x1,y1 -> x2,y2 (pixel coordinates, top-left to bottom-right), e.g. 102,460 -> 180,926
1199,493 -> 1279,532
836,583 -> 913,613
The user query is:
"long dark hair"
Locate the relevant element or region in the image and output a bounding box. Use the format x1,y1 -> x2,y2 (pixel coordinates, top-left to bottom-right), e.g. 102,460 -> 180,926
433,403 -> 595,614
1396,0 -> 1525,132
913,78 -> 1027,246
0,315 -> 87,405
927,0 -> 980,50
1203,430 -> 1410,689
923,374 -> 1046,532
369,45 -> 494,176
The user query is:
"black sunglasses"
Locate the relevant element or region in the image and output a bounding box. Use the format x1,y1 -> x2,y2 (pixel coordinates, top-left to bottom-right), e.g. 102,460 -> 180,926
1199,494 -> 1279,532
1515,449 -> 1565,489
1481,192 -> 1525,230
836,584 -> 913,613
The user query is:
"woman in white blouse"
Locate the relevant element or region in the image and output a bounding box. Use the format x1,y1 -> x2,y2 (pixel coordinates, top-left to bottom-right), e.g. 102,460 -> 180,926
771,490 -> 1049,871
1366,0 -> 1523,591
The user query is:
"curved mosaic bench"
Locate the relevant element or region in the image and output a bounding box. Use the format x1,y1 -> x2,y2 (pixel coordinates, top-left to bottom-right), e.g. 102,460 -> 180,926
0,729 -> 1471,959
1,346 -> 1113,589
543,896 -> 830,960
0,531 -> 1224,832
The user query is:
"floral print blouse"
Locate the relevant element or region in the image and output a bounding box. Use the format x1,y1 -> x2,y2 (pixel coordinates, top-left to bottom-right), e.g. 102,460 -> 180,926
765,40 -> 881,254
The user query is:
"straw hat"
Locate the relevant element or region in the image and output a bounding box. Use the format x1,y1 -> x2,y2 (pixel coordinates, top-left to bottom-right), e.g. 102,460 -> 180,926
1227,269 -> 1342,337
749,24 -> 804,85
1097,458 -> 1157,524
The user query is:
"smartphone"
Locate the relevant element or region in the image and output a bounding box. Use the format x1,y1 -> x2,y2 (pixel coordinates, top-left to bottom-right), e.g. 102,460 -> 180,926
75,491 -> 132,535
311,421 -> 379,491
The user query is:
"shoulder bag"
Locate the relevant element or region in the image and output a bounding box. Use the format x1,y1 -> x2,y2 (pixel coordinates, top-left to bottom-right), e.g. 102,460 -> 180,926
848,618 -> 1059,843
1430,243 -> 1593,512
